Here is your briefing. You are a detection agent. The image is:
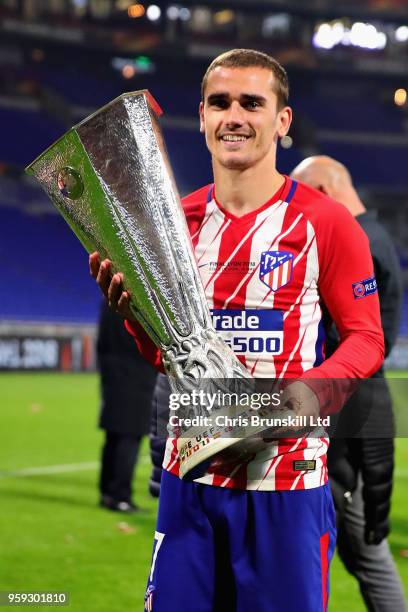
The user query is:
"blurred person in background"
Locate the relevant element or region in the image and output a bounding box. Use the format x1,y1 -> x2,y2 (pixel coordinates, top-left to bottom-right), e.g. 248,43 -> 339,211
291,155 -> 405,612
97,300 -> 157,513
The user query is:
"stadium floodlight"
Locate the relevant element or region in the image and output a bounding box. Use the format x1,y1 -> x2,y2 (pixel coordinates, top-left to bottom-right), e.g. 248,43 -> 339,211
313,23 -> 334,49
122,64 -> 136,78
128,3 -> 145,18
262,13 -> 290,37
166,5 -> 179,20
375,32 -> 387,50
190,7 -> 212,32
313,23 -> 336,49
214,9 -> 235,26
179,7 -> 191,21
395,25 -> 408,43
146,4 -> 161,21
313,20 -> 387,51
394,88 -> 407,106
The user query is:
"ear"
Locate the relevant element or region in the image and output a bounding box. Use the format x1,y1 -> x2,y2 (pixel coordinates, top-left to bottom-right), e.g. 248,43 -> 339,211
317,184 -> 330,196
276,106 -> 292,138
199,101 -> 205,134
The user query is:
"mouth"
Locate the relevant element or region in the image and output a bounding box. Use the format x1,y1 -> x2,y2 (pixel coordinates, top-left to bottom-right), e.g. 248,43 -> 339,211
219,134 -> 250,142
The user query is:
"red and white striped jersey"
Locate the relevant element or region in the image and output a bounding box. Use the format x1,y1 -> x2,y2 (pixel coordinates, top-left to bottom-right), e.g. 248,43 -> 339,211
128,176 -> 384,491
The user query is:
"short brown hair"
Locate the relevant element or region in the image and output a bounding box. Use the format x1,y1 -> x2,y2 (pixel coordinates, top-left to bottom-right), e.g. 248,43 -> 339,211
201,48 -> 289,109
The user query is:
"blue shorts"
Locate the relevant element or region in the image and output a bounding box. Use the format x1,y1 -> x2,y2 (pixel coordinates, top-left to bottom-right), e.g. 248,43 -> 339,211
144,471 -> 336,612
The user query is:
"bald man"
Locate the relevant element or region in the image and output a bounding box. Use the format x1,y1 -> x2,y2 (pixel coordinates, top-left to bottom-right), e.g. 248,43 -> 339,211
291,156 -> 406,612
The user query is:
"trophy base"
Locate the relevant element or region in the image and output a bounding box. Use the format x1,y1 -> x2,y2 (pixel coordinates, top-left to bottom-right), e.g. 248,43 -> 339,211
178,436 -> 242,480
177,408 -> 304,480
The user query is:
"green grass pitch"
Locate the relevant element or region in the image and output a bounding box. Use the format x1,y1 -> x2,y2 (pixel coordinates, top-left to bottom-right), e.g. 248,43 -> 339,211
0,373 -> 406,610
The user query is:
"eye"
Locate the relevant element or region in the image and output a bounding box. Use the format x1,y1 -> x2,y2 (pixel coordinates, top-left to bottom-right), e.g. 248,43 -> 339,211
211,98 -> 228,109
244,100 -> 260,110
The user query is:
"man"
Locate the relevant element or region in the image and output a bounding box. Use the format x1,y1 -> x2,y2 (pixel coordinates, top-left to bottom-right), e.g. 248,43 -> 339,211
89,50 -> 384,611
291,155 -> 405,611
97,300 -> 157,513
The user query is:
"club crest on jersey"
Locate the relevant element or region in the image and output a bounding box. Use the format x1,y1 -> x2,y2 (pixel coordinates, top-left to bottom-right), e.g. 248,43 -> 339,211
259,251 -> 294,292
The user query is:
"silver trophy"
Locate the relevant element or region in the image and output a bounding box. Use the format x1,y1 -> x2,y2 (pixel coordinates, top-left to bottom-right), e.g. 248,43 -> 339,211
26,91 -> 258,477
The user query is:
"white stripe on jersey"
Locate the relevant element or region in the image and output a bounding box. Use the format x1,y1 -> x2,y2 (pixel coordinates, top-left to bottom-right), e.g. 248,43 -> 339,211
194,473 -> 216,486
278,224 -> 318,379
300,222 -> 321,372
253,212 -> 304,309
192,207 -> 215,241
195,199 -> 230,304
290,436 -> 325,490
249,211 -> 305,377
270,258 -> 290,291
254,438 -> 303,491
203,201 -> 278,297
223,200 -> 288,310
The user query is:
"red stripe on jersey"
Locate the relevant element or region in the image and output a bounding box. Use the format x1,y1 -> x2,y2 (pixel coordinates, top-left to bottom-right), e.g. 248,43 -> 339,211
271,213 -> 311,378
183,184 -> 211,249
211,219 -> 257,305
206,212 -> 271,295
249,206 -> 311,377
164,439 -> 180,476
320,531 -> 330,611
207,454 -> 255,489
221,462 -> 251,489
280,293 -> 318,380
223,207 -> 303,311
277,262 -> 284,289
272,437 -> 308,490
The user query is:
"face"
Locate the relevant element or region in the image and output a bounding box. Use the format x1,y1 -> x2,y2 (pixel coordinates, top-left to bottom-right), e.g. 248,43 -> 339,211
200,66 -> 292,171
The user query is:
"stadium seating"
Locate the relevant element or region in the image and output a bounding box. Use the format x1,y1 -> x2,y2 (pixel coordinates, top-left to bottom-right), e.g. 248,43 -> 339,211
0,206 -> 100,323
0,201 -> 407,334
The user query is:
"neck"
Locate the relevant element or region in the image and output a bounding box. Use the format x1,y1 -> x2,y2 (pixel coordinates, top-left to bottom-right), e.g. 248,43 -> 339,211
213,155 -> 284,216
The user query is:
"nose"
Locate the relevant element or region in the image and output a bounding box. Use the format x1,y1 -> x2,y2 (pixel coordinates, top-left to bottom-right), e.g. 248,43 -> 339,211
224,100 -> 245,127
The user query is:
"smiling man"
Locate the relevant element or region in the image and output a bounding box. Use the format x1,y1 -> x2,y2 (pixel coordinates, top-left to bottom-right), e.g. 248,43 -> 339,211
199,51 -> 291,213
90,49 -> 384,611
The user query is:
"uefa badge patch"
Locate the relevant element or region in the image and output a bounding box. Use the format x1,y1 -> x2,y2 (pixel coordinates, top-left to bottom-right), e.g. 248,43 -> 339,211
259,251 -> 294,292
352,275 -> 378,299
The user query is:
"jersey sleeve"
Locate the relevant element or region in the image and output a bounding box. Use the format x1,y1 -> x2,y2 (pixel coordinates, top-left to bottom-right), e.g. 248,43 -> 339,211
124,319 -> 165,373
302,202 -> 384,413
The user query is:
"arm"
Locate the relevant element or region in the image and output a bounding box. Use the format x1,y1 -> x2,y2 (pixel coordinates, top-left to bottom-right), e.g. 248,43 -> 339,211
302,204 -> 384,412
124,319 -> 164,372
369,231 -> 403,357
89,252 -> 163,371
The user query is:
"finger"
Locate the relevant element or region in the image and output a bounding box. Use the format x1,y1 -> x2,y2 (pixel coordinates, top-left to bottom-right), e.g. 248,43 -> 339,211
89,252 -> 101,279
117,291 -> 133,319
108,273 -> 124,309
96,259 -> 112,299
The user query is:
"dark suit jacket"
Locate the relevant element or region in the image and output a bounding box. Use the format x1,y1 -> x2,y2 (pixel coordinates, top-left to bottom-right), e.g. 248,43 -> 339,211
97,301 -> 157,436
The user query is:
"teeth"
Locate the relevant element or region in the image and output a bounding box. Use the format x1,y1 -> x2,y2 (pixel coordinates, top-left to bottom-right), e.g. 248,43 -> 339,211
222,135 -> 248,142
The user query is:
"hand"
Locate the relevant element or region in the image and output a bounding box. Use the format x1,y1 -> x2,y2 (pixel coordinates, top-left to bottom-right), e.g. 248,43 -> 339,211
89,252 -> 136,320
364,520 -> 389,546
280,380 -> 320,431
